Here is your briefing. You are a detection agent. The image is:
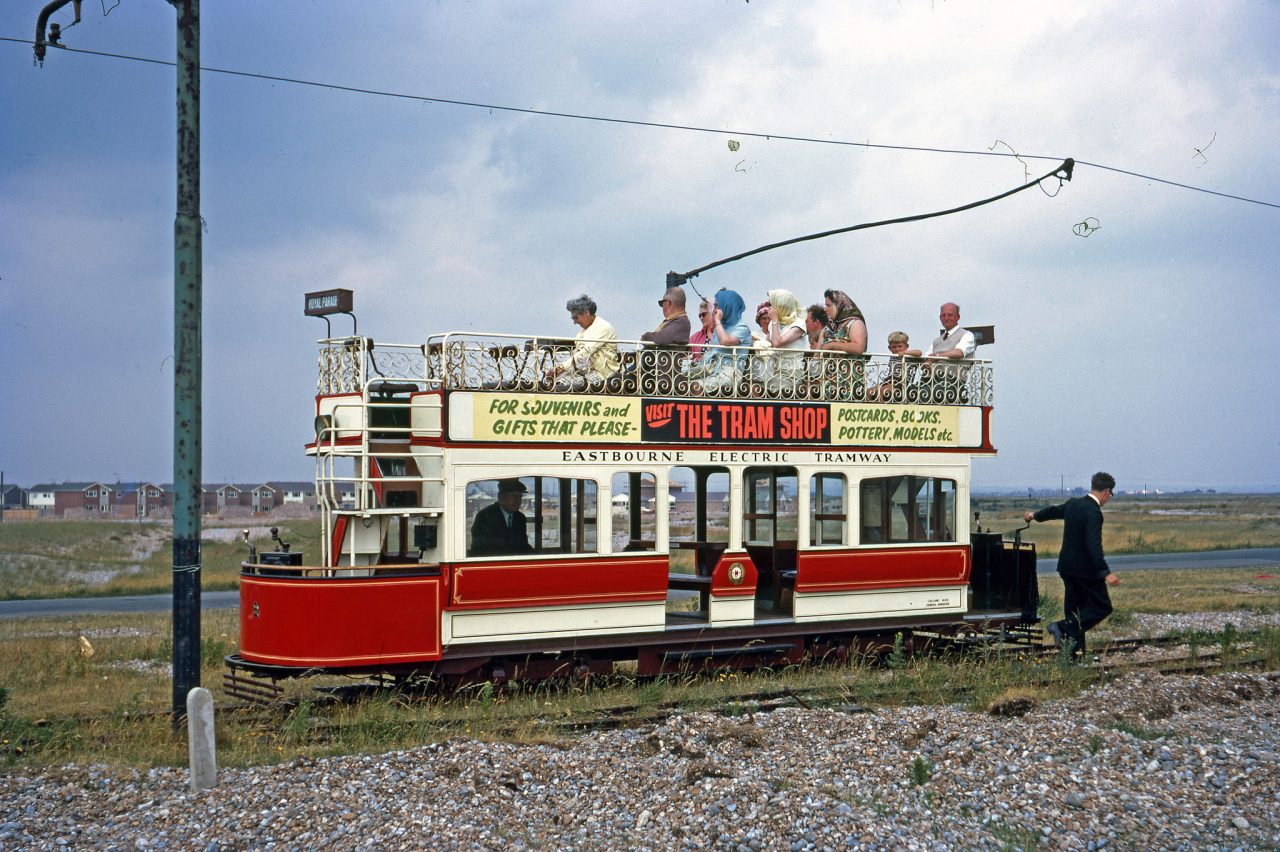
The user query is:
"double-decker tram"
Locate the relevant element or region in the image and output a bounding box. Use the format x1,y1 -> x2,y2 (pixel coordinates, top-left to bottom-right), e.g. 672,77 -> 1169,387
225,291 -> 1039,690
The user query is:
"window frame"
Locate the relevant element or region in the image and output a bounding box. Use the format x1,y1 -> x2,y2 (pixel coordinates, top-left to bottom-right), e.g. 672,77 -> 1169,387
859,474 -> 956,545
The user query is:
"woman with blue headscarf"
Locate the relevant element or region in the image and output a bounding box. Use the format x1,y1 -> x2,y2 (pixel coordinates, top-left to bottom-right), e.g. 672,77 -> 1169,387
689,288 -> 750,395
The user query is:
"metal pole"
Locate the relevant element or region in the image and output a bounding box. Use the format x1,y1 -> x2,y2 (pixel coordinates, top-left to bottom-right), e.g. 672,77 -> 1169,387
171,0 -> 202,724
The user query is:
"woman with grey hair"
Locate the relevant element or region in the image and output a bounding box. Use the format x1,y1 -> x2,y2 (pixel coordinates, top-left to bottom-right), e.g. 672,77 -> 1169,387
545,294 -> 620,391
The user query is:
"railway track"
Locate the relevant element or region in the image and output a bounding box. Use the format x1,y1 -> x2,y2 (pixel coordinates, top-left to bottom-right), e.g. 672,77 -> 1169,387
216,629 -> 1274,749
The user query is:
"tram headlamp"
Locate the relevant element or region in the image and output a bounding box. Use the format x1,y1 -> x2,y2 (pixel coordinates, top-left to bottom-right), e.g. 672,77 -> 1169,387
314,414 -> 334,440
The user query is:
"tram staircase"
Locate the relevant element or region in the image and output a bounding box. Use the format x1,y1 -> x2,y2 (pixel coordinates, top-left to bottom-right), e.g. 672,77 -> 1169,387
314,386 -> 444,568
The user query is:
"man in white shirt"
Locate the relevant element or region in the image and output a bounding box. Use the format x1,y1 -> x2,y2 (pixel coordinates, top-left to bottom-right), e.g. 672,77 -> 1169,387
926,302 -> 976,359
907,302 -> 975,403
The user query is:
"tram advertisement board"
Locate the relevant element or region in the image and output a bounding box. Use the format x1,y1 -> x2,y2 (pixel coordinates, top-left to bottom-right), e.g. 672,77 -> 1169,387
463,393 -> 960,447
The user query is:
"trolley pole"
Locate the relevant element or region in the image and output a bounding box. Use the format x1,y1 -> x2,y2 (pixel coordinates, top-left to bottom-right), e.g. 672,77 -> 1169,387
171,0 -> 203,726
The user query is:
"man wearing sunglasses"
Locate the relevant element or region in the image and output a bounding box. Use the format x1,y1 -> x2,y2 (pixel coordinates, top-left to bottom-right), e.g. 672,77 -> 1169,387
641,287 -> 691,345
1024,471 -> 1120,661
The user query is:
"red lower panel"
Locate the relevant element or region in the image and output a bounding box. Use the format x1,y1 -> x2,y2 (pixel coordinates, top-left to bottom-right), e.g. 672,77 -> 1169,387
711,552 -> 757,598
449,555 -> 668,610
797,547 -> 969,593
240,574 -> 443,668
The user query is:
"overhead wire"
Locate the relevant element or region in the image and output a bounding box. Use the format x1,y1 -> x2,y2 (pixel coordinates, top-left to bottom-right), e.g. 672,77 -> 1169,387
2,35 -> 1278,211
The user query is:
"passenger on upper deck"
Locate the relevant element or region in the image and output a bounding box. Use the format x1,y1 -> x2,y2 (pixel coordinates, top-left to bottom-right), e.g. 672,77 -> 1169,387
804,304 -> 829,349
914,302 -> 976,403
760,288 -> 808,395
818,290 -> 868,355
688,289 -> 750,395
469,478 -> 534,557
688,298 -> 714,364
924,302 -> 975,360
640,287 -> 691,346
869,330 -> 918,402
816,289 -> 869,399
546,294 -> 620,391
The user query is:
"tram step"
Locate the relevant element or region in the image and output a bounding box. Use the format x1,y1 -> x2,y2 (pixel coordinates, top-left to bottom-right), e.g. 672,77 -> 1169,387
661,642 -> 797,663
222,670 -> 284,705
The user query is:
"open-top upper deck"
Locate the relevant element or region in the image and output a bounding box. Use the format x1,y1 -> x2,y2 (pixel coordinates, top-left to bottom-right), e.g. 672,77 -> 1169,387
315,332 -> 993,455
319,332 -> 993,406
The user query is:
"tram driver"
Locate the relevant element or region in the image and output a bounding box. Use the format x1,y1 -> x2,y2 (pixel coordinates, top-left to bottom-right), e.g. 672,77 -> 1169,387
469,478 -> 534,557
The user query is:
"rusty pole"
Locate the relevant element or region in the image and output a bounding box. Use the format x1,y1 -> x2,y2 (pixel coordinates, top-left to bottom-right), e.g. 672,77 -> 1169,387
170,0 -> 202,724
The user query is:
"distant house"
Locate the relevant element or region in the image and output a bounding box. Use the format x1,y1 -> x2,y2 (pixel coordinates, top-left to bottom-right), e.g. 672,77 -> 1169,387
268,481 -> 315,506
212,484 -> 254,514
23,479 -> 320,517
1,483 -> 27,510
27,482 -> 116,517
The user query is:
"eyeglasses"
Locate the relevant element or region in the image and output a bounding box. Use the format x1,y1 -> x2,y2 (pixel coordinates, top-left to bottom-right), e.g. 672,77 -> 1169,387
657,298 -> 671,306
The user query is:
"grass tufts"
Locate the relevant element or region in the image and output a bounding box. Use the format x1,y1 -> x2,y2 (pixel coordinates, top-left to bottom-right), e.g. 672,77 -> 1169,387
908,755 -> 933,786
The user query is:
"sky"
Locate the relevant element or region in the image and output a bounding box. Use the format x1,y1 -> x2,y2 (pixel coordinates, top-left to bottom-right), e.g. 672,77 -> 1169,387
1,1 -> 1278,493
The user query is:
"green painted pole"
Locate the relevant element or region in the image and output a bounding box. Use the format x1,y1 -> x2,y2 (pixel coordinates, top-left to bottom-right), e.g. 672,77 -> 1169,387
171,0 -> 202,725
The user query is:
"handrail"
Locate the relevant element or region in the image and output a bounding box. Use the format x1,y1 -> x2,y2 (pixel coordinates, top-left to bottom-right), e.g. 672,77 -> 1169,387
316,332 -> 993,406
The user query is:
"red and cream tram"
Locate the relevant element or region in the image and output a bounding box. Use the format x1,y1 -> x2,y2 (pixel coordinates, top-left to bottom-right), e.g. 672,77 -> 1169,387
226,292 -> 1037,687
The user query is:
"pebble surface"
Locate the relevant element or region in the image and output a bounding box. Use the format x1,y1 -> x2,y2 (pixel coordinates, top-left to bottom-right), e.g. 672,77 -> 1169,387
2,669 -> 1278,850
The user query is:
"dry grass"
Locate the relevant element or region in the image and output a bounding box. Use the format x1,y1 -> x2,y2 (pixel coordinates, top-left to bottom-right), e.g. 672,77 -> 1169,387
2,566 -> 1278,769
1100,568 -> 1280,614
972,493 -> 1280,558
0,519 -> 321,600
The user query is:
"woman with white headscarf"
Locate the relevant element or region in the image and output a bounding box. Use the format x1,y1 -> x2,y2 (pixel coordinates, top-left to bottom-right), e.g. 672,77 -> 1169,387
759,288 -> 808,396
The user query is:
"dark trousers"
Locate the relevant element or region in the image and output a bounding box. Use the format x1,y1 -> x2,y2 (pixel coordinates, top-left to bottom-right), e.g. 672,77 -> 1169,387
1056,573 -> 1113,657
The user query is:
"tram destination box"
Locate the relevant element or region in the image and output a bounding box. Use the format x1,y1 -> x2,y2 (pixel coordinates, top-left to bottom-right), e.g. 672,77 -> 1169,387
260,550 -> 303,567
304,288 -> 353,317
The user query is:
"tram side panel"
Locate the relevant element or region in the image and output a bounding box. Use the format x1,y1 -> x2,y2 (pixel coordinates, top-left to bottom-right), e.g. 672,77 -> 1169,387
442,553 -> 669,644
239,572 -> 445,669
793,546 -> 970,622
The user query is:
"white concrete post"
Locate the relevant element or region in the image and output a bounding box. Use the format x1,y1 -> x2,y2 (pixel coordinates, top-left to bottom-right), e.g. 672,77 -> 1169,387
186,686 -> 217,791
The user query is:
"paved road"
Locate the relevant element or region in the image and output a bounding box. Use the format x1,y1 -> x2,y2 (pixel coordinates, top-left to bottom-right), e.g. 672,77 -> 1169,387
2,548 -> 1278,619
1036,547 -> 1280,574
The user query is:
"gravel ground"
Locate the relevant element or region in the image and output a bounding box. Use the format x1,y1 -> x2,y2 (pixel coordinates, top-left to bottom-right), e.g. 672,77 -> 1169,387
2,669 -> 1278,850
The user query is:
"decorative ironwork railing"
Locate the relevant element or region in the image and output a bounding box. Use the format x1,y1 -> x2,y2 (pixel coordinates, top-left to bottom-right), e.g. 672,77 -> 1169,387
317,334 -> 993,406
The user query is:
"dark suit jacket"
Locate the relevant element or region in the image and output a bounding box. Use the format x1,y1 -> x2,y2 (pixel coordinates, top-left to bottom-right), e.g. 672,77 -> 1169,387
469,502 -> 533,557
1034,496 -> 1109,578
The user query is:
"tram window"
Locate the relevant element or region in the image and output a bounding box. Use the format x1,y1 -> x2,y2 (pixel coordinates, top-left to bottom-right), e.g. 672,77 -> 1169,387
610,472 -> 657,552
810,473 -> 846,546
465,476 -> 598,557
743,467 -> 798,545
859,476 -> 956,544
668,466 -> 729,575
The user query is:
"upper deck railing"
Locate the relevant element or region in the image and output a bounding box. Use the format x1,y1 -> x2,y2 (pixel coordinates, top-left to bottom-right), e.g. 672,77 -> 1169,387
318,333 -> 993,406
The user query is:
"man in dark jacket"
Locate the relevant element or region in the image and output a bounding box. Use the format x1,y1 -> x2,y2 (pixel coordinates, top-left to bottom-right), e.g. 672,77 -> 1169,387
1023,472 -> 1119,658
469,478 -> 533,557
640,287 -> 692,345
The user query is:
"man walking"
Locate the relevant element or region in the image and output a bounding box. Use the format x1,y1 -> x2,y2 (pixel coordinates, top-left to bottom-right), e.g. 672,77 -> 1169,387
1023,472 -> 1119,659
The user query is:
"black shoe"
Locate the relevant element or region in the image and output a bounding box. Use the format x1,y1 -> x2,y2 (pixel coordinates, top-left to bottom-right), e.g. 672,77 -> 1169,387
1046,622 -> 1064,650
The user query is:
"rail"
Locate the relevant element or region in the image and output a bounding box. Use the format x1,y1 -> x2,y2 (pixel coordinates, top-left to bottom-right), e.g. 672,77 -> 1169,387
317,334 -> 994,406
